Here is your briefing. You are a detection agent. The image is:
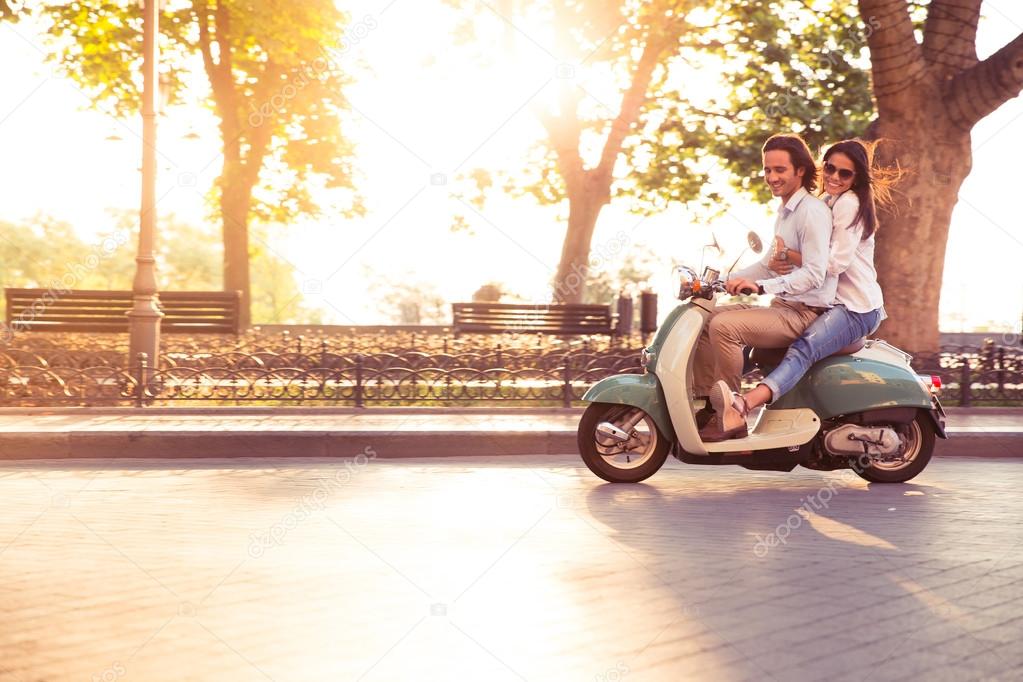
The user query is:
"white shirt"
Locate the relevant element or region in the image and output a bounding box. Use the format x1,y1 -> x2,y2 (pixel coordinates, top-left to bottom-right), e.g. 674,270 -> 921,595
731,187 -> 837,308
825,192 -> 884,315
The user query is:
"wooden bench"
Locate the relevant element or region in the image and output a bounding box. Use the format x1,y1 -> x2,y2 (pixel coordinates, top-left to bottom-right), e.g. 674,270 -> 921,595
4,288 -> 242,335
452,302 -> 614,335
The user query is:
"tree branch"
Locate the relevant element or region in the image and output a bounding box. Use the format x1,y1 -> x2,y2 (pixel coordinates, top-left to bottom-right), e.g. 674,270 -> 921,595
195,1 -> 218,85
946,31 -> 1023,130
242,61 -> 281,187
536,84 -> 585,198
197,0 -> 241,162
857,0 -> 927,103
594,24 -> 679,189
922,0 -> 981,75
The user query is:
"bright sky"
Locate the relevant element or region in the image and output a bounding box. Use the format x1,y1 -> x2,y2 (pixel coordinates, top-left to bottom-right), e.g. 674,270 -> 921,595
1,0 -> 1022,331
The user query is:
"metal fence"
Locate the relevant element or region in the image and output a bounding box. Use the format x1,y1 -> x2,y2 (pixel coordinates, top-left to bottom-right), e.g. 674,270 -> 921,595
0,346 -> 644,407
0,339 -> 1019,407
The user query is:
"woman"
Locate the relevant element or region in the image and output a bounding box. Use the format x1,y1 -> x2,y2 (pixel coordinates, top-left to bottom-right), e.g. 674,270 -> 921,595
707,139 -> 898,441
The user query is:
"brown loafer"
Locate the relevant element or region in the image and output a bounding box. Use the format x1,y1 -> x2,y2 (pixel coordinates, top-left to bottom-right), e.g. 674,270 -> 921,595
702,380 -> 749,442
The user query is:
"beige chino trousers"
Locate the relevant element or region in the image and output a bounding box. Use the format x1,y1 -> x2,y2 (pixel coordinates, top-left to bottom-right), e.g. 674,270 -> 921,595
692,298 -> 821,395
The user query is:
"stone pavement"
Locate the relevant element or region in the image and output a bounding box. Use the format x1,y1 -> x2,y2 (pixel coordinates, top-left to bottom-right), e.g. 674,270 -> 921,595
0,455 -> 1021,681
0,407 -> 1020,459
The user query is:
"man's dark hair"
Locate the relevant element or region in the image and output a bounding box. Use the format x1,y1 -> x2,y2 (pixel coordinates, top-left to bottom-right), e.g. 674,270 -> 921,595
762,134 -> 818,193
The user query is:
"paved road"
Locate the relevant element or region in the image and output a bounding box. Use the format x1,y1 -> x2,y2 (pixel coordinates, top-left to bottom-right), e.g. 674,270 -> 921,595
1,455 -> 1021,681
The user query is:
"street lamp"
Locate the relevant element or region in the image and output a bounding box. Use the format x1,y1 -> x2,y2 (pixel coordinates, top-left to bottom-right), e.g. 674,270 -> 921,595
127,0 -> 163,388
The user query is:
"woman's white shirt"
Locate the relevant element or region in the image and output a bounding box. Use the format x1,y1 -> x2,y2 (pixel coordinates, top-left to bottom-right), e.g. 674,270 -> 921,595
825,192 -> 884,315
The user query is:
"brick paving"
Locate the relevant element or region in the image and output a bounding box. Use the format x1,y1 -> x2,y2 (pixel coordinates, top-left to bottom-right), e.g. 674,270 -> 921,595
1,455 -> 1021,681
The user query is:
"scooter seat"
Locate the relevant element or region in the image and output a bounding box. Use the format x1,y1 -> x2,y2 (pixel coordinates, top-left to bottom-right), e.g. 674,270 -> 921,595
750,337 -> 865,369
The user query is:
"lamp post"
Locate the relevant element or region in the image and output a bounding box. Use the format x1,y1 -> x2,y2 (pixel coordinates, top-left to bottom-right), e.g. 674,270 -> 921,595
127,0 -> 163,387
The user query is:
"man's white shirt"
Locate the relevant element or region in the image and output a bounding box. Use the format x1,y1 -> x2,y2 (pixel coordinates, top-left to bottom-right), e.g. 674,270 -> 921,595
730,186 -> 836,308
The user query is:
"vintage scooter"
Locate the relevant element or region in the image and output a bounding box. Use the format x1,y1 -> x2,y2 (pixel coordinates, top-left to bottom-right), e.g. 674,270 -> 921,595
578,234 -> 946,484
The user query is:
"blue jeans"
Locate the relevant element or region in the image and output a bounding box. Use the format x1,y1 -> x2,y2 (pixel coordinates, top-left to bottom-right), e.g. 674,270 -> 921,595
761,305 -> 883,401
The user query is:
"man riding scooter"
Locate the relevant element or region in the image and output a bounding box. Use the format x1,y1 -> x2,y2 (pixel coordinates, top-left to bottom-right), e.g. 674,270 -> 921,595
577,134 -> 944,485
694,134 -> 836,441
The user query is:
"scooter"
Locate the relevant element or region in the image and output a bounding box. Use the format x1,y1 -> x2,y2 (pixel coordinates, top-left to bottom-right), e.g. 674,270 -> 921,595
578,249 -> 946,484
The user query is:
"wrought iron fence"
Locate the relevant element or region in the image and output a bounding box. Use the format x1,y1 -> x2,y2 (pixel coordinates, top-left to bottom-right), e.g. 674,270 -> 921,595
1,336 -> 1020,407
0,346 -> 645,406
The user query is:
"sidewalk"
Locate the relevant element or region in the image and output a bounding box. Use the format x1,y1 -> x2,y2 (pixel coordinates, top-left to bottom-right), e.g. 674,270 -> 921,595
0,406 -> 1019,459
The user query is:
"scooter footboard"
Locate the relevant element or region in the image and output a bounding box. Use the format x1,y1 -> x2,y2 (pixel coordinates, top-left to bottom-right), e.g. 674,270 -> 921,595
582,373 -> 675,440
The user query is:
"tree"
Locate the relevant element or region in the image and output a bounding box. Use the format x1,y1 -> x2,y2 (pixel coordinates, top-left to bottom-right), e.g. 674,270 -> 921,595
364,266 -> 448,325
1,0 -> 21,21
649,0 -> 1022,352
855,0 -> 1022,351
41,0 -> 362,327
456,1 -> 1022,351
448,0 -> 698,303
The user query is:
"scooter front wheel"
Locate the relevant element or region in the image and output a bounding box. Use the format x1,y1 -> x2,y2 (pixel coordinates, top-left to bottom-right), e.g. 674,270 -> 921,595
578,402 -> 670,483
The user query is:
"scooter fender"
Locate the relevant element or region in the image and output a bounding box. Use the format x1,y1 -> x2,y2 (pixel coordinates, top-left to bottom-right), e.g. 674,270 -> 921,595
582,373 -> 675,440
771,355 -> 933,420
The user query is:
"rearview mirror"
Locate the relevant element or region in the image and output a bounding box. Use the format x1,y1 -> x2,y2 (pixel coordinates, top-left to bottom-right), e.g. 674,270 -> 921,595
748,231 -> 763,254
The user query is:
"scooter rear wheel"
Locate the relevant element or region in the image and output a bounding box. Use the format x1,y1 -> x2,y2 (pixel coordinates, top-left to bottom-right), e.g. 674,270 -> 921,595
578,402 -> 670,483
852,412 -> 935,484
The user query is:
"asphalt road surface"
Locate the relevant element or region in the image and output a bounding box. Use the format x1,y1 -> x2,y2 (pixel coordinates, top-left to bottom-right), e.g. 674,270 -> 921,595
1,455 -> 1020,681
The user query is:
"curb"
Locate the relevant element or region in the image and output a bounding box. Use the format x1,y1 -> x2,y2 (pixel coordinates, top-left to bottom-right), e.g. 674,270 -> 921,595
1,428 -> 1019,460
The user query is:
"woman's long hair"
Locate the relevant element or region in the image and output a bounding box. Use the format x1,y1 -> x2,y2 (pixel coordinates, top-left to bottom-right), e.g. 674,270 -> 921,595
822,139 -> 902,241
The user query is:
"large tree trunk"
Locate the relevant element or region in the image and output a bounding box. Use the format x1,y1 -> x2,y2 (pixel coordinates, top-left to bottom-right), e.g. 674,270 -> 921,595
553,180 -> 607,304
220,168 -> 253,329
856,0 -> 1023,353
871,95 -> 972,353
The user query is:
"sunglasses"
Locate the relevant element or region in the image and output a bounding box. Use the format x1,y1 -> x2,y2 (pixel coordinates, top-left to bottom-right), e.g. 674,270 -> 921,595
823,162 -> 855,181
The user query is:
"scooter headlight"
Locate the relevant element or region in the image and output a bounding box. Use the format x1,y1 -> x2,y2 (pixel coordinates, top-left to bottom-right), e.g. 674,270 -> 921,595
674,266 -> 700,300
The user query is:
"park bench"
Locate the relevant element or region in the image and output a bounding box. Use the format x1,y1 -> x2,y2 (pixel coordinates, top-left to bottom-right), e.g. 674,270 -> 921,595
4,288 -> 242,335
451,302 -> 614,336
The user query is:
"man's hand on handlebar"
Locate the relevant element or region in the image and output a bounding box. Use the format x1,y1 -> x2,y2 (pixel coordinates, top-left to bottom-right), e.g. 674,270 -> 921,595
724,277 -> 760,296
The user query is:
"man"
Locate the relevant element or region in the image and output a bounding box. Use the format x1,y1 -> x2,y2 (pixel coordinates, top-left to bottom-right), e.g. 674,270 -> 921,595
694,133 -> 836,439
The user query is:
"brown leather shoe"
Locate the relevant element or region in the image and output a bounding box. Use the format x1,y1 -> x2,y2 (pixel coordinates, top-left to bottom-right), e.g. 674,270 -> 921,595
701,380 -> 749,442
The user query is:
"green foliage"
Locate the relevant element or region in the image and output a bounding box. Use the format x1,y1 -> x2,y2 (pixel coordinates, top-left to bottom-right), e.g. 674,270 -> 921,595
449,1 -> 875,214
1,0 -> 24,21
362,265 -> 448,325
624,0 -> 876,208
0,215 -> 319,323
584,249 -> 657,306
41,0 -> 362,225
